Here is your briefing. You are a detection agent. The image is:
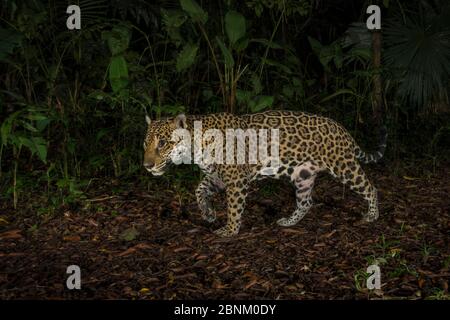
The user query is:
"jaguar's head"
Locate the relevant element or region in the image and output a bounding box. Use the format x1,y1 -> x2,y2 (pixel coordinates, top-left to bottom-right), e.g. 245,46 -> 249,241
143,114 -> 188,176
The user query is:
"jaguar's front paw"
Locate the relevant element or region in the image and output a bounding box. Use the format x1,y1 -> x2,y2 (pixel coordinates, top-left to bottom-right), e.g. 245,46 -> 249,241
363,212 -> 379,223
201,210 -> 216,223
213,226 -> 238,237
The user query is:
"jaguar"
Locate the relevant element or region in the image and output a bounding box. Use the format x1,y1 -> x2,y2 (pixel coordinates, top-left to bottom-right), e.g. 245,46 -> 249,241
143,110 -> 386,237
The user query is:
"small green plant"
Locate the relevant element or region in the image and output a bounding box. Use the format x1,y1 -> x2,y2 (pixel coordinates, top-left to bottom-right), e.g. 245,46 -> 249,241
425,288 -> 450,300
365,255 -> 388,267
443,256 -> 450,270
376,234 -> 400,257
354,269 -> 370,292
388,259 -> 418,278
0,106 -> 49,208
163,0 -> 278,114
55,178 -> 87,206
110,210 -> 119,218
421,242 -> 436,264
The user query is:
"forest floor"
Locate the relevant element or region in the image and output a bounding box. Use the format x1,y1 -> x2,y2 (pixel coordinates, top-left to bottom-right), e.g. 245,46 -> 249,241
1,162 -> 449,300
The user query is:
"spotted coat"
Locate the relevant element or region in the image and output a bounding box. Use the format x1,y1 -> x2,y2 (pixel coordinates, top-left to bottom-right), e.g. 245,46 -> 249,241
143,110 -> 387,237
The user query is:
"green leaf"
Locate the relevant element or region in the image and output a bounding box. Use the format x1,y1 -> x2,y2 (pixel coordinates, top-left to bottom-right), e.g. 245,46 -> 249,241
250,95 -> 274,113
18,136 -> 47,163
308,36 -> 323,55
161,9 -> 187,46
215,37 -> 234,68
251,74 -> 262,95
0,27 -> 23,61
319,89 -> 357,103
251,38 -> 283,49
282,85 -> 294,98
9,135 -> 21,148
180,0 -> 208,24
36,119 -> 50,132
20,120 -> 38,132
176,43 -> 199,72
120,227 -> 140,241
96,128 -> 111,143
347,47 -> 372,61
334,45 -> 343,69
1,118 -> 12,146
18,136 -> 33,151
225,11 -> 246,46
1,110 -> 22,146
32,137 -> 47,163
161,9 -> 187,28
318,46 -> 334,69
109,56 -> 129,93
308,36 -> 335,69
102,25 -> 131,56
260,58 -> 292,74
234,36 -> 249,52
24,113 -> 47,121
162,104 -> 186,116
88,90 -> 110,101
236,89 -> 252,104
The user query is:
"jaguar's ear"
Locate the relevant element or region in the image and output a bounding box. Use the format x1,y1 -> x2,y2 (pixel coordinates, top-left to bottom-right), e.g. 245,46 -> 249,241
173,113 -> 187,129
145,114 -> 151,125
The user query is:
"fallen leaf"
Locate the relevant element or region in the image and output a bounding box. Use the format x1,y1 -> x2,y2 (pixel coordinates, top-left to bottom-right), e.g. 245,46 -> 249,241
324,230 -> 337,238
117,247 -> 137,257
418,278 -> 425,288
281,228 -> 307,234
244,279 -> 258,290
0,229 -> 22,239
117,243 -> 152,256
173,247 -> 191,253
119,227 -> 139,241
134,243 -> 152,250
403,176 -> 420,181
313,242 -> 326,247
63,235 -> 81,242
0,252 -> 25,257
87,219 -> 99,227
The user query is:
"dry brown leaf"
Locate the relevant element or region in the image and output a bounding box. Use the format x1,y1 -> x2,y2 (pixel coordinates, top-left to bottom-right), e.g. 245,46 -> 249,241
63,235 -> 81,242
117,247 -> 137,257
0,229 -> 22,239
324,230 -> 337,238
244,279 -> 258,290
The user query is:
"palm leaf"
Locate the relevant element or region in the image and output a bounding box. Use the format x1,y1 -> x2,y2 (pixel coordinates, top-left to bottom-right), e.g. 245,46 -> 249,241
384,4 -> 450,109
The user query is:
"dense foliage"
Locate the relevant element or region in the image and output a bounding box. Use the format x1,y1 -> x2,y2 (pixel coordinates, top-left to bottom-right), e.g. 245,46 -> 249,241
0,0 -> 449,209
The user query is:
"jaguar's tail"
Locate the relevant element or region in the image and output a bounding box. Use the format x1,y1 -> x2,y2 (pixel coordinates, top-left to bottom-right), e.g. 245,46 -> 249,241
354,126 -> 387,164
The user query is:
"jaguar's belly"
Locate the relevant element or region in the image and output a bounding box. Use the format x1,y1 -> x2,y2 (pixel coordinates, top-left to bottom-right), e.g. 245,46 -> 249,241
252,160 -> 322,181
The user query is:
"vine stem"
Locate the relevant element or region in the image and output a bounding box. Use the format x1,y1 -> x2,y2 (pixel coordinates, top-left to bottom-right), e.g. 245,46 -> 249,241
198,23 -> 227,111
258,9 -> 285,79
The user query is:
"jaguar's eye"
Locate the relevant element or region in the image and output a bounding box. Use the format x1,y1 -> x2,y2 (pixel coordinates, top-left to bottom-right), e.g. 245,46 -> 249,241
158,139 -> 166,148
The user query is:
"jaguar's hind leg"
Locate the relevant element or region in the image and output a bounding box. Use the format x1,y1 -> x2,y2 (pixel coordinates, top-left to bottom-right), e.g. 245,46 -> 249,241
277,163 -> 317,227
337,160 -> 379,222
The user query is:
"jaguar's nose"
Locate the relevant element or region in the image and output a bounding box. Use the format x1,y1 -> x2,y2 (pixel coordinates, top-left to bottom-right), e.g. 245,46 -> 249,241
143,160 -> 154,170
